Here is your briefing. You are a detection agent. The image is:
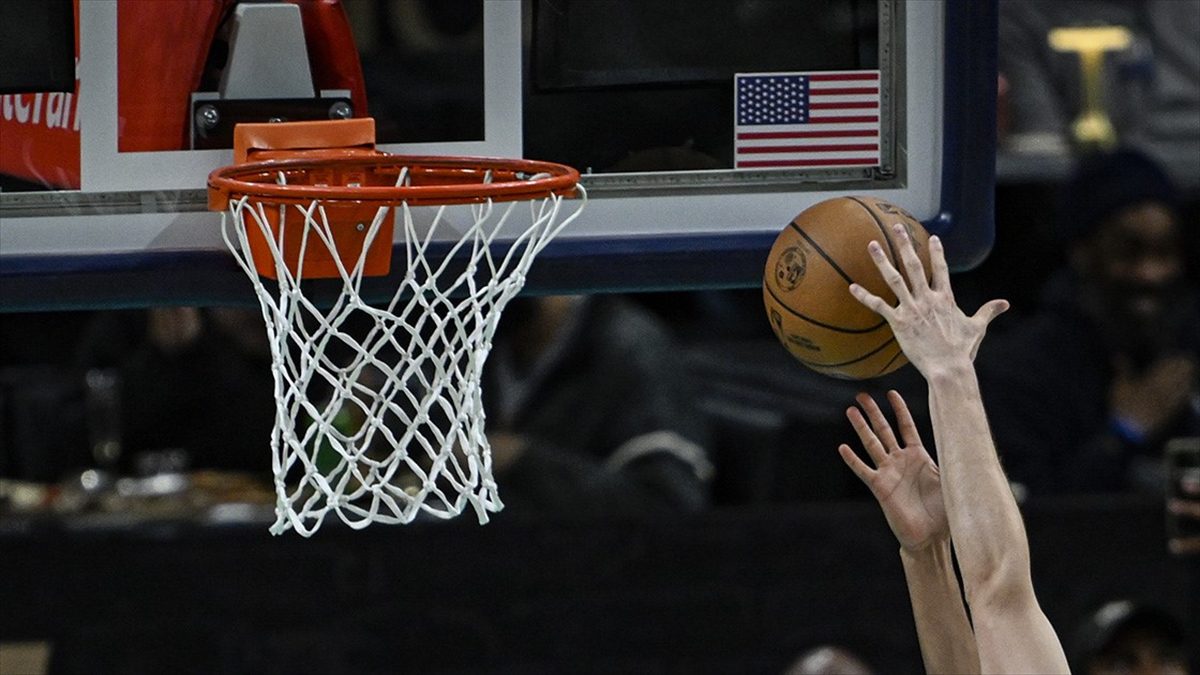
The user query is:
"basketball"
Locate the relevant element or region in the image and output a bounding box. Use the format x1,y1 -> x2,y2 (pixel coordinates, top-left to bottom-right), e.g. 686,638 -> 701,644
763,196 -> 932,380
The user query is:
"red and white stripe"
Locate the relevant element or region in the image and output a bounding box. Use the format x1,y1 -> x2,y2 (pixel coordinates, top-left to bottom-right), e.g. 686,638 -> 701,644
735,71 -> 881,169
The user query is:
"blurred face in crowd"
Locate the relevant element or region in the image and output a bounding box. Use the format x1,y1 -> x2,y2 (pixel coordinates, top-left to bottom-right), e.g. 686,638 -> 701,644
1087,626 -> 1188,675
1087,202 -> 1183,318
1073,201 -> 1186,359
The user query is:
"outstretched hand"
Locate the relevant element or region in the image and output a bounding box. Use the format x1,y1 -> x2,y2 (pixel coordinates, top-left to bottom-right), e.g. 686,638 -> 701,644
839,390 -> 948,552
848,225 -> 1008,377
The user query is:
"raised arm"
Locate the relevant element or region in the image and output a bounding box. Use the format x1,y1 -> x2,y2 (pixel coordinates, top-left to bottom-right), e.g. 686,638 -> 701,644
840,390 -> 980,674
849,225 -> 1069,674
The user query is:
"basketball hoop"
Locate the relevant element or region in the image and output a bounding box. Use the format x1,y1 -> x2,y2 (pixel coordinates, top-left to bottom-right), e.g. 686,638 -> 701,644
207,119 -> 585,536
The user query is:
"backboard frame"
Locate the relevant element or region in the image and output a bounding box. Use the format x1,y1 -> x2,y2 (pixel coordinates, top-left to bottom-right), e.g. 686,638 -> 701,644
0,0 -> 997,312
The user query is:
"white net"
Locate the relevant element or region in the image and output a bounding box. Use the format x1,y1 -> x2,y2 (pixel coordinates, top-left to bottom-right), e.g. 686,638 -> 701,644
219,171 -> 585,536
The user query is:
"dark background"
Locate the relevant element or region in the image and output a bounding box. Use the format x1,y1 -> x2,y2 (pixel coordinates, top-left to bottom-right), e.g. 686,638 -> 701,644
1,496 -> 1191,675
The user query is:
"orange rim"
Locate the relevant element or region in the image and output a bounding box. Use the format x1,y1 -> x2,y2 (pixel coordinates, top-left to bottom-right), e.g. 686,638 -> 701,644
207,153 -> 580,211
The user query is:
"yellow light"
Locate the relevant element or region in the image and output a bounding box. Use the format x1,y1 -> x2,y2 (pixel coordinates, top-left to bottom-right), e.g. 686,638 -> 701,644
1048,26 -> 1132,53
1046,26 -> 1133,151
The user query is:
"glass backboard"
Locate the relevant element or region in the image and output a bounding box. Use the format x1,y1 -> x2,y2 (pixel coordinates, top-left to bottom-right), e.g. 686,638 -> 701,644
0,0 -> 997,311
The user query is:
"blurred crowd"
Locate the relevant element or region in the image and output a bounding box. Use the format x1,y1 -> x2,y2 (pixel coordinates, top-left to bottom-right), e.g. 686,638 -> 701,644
1,0 -> 1198,672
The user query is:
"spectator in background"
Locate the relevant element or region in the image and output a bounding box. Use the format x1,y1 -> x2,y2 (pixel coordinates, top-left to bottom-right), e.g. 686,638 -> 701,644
783,645 -> 874,675
76,307 -> 274,476
1069,599 -> 1189,675
978,149 -> 1200,495
999,0 -> 1199,187
1168,443 -> 1200,672
71,297 -> 713,518
1172,494 -> 1200,557
483,295 -> 712,517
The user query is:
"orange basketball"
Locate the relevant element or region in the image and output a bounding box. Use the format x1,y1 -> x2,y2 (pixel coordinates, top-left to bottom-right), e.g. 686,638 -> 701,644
763,196 -> 931,380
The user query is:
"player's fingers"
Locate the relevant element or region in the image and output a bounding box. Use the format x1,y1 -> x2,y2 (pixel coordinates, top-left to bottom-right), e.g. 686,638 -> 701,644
867,240 -> 914,306
838,443 -> 876,484
892,223 -> 930,295
857,392 -> 900,452
928,235 -> 952,293
848,283 -> 895,320
846,405 -> 888,466
886,390 -> 922,447
1168,537 -> 1200,556
1168,499 -> 1200,518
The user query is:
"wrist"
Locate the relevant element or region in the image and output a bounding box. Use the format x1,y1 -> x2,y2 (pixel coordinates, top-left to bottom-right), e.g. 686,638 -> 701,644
900,538 -> 955,577
923,358 -> 976,386
900,536 -> 952,559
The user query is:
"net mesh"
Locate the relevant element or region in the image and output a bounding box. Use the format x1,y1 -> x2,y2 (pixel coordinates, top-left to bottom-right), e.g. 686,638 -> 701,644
219,170 -> 585,536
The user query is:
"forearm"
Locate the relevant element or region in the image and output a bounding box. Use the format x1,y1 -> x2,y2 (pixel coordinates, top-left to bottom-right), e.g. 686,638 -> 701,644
925,360 -> 1033,605
900,540 -> 980,675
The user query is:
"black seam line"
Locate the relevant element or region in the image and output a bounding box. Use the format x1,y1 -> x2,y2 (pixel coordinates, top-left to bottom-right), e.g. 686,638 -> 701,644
788,221 -> 855,286
874,344 -> 905,375
765,283 -> 888,334
790,336 -> 897,369
846,196 -> 900,265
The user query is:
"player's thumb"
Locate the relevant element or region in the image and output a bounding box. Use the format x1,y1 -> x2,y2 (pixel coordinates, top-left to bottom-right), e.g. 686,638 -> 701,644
969,300 -> 1010,361
973,299 -> 1010,327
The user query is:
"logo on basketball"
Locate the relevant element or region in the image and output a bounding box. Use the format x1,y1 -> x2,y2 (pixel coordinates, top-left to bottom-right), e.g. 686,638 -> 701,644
876,199 -> 918,223
874,201 -> 923,251
786,333 -> 822,352
774,246 -> 807,291
769,308 -> 784,334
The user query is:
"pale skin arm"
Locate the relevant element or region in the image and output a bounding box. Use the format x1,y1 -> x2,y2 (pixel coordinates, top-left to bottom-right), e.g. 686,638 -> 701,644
900,542 -> 979,675
840,391 -> 980,675
849,226 -> 1069,674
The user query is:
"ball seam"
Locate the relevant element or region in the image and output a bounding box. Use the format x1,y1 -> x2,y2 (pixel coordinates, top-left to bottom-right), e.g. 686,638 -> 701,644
846,196 -> 901,265
765,283 -> 888,334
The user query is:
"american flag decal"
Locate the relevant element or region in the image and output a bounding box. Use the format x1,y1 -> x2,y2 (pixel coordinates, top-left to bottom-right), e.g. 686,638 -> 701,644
734,71 -> 881,169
